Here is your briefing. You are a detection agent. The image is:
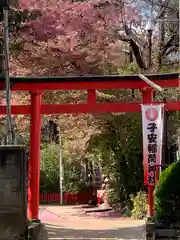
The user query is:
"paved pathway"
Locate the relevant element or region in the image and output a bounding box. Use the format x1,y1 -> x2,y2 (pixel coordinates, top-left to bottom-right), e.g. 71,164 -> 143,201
39,206 -> 145,240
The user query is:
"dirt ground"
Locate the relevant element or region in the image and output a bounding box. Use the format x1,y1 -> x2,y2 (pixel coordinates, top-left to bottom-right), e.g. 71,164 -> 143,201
39,205 -> 145,240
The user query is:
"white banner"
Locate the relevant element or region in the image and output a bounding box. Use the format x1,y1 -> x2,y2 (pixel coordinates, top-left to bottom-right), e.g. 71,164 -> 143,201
141,104 -> 164,186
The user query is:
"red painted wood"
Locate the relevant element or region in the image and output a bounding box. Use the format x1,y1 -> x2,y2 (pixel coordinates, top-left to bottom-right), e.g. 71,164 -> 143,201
42,102 -> 141,113
0,78 -> 178,91
28,92 -> 42,220
0,101 -> 180,115
40,192 -> 97,205
87,89 -> 96,104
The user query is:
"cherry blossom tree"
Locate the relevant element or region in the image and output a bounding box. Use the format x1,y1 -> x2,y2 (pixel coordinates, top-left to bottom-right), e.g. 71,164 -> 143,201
10,0 -> 141,75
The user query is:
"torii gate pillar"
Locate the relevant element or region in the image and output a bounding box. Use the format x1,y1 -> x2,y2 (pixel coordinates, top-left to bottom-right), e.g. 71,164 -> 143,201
28,91 -> 42,220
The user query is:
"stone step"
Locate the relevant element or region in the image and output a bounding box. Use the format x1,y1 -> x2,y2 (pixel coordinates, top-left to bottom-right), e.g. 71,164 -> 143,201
37,224 -> 48,240
156,229 -> 177,238
156,238 -> 177,240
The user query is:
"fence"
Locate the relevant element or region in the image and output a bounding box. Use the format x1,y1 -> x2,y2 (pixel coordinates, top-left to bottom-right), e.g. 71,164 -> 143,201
40,191 -> 97,205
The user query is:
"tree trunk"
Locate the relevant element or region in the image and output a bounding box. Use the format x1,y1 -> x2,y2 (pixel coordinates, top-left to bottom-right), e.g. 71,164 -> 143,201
158,0 -> 165,67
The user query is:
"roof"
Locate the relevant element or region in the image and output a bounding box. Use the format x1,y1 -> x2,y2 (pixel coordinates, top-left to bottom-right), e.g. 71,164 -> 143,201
0,72 -> 179,83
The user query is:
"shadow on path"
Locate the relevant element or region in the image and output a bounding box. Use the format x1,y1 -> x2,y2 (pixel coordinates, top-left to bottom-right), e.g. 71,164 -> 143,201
40,223 -> 145,240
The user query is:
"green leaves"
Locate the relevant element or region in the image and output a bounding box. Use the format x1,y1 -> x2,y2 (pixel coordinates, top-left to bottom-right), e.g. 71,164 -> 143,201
154,161 -> 180,226
40,143 -> 88,193
130,191 -> 148,219
87,112 -> 144,204
40,143 -> 60,192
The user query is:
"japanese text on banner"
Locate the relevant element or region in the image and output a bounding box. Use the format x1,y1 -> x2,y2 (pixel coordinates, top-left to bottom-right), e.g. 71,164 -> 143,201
147,122 -> 157,185
141,104 -> 164,186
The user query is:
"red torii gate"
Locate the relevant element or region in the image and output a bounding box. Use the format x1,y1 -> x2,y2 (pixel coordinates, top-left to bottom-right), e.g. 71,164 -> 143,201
0,72 -> 179,220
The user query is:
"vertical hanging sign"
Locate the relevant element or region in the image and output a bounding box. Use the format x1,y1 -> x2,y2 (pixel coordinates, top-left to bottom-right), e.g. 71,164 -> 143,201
141,104 -> 164,186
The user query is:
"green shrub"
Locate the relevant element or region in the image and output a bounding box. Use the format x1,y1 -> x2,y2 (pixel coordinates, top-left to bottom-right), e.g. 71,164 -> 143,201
130,191 -> 148,219
154,161 -> 180,226
40,143 -> 89,193
107,188 -> 120,207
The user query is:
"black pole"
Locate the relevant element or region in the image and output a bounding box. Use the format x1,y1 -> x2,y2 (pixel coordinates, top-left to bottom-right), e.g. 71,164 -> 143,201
147,30 -> 152,68
0,1 -> 8,73
162,99 -> 169,170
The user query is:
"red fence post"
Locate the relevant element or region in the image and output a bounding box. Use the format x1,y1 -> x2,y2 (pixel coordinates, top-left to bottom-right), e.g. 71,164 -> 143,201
39,191 -> 96,205
28,91 -> 42,220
